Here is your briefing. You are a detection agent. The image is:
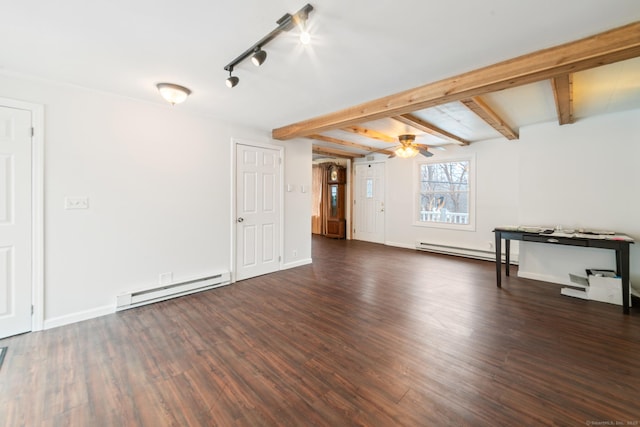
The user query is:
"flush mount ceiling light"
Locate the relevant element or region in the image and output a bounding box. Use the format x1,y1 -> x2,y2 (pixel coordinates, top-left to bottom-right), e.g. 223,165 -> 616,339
223,3 -> 314,88
156,83 -> 191,105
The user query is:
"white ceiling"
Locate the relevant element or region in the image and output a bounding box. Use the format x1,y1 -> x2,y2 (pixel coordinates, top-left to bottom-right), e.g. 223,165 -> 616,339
1,0 -> 639,136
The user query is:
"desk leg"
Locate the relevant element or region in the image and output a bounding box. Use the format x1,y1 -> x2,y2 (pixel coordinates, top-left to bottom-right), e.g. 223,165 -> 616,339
495,232 -> 502,288
618,245 -> 630,315
505,240 -> 511,277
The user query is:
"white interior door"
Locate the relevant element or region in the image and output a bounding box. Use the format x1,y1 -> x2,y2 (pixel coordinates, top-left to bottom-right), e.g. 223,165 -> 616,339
354,162 -> 385,243
0,106 -> 32,338
235,143 -> 281,281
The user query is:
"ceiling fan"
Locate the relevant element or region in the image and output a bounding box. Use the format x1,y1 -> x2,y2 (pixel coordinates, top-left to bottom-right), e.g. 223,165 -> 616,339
387,134 -> 434,159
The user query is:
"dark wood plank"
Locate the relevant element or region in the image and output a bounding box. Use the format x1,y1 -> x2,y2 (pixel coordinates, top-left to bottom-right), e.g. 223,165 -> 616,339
1,236 -> 639,426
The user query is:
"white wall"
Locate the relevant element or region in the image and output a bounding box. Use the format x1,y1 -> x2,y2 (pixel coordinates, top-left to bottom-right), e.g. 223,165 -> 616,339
383,108 -> 640,288
0,72 -> 311,327
280,138 -> 313,267
384,139 -> 521,252
517,112 -> 640,286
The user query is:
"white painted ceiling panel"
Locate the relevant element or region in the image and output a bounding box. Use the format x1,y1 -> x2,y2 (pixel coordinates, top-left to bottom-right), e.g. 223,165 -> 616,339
573,56 -> 640,119
411,104 -> 500,142
481,81 -> 558,129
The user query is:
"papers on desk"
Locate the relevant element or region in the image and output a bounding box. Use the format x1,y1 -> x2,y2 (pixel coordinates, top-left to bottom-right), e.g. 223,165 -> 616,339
495,226 -> 634,242
497,225 -> 553,233
548,231 -> 576,238
604,234 -> 635,242
548,232 -> 634,242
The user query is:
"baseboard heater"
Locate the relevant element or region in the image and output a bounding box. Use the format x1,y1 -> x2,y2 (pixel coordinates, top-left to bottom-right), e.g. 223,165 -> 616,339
116,271 -> 231,311
415,242 -> 517,264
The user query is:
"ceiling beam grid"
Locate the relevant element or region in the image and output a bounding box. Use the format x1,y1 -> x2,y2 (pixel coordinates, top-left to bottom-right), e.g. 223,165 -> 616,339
272,22 -> 640,140
460,97 -> 519,140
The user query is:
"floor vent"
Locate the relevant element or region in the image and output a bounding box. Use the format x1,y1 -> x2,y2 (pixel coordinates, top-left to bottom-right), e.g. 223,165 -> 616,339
116,272 -> 231,311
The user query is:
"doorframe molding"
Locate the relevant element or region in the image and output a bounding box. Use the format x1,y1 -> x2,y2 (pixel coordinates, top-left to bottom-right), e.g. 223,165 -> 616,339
230,138 -> 284,283
0,97 -> 45,331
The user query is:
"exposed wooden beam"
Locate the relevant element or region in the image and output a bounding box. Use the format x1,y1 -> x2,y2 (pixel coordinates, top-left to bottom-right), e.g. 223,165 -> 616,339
308,134 -> 394,155
273,22 -> 640,140
392,114 -> 470,146
340,126 -> 396,143
312,145 -> 364,159
461,97 -> 519,140
551,74 -> 574,125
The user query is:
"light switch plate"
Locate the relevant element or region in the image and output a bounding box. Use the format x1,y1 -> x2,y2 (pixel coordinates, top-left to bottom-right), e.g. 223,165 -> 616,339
64,197 -> 89,209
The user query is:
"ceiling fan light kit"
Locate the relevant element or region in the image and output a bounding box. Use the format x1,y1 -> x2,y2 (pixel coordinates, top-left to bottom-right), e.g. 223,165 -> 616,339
395,145 -> 419,158
223,3 -> 314,88
394,134 -> 420,158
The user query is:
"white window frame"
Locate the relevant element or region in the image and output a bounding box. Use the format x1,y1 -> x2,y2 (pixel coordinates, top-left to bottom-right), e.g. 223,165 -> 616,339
413,154 -> 476,231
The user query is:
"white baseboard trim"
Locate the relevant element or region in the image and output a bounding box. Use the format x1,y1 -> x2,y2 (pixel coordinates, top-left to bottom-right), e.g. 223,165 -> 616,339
282,258 -> 312,270
44,304 -> 115,330
385,241 -> 414,250
517,271 -> 571,286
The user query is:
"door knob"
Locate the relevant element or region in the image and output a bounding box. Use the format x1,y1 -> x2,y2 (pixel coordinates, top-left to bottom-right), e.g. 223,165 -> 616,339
237,217 -> 244,223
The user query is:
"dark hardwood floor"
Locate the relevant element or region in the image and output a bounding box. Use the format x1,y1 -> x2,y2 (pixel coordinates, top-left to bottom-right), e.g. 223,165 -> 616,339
1,236 -> 639,426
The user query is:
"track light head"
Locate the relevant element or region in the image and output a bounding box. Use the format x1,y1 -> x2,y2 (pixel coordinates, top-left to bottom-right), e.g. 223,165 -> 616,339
297,12 -> 311,44
226,68 -> 239,88
251,48 -> 267,66
226,75 -> 239,88
299,29 -> 311,45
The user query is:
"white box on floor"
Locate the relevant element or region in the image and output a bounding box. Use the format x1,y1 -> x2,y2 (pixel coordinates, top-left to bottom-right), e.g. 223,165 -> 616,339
566,274 -> 631,306
587,276 -> 627,306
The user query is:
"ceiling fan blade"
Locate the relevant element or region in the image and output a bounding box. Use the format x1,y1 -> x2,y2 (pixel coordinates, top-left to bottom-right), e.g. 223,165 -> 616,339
418,146 -> 433,157
366,143 -> 399,157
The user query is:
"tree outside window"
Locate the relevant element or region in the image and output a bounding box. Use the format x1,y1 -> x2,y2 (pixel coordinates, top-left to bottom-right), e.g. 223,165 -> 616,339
418,160 -> 470,225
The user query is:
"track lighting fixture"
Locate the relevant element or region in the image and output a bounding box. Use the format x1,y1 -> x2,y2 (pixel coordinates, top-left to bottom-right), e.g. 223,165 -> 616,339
251,48 -> 267,66
156,83 -> 191,105
223,3 -> 313,88
226,69 -> 239,88
299,28 -> 311,45
297,13 -> 311,45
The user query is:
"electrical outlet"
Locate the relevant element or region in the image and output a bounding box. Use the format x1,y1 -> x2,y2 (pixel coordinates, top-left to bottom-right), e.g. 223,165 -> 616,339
488,241 -> 495,250
64,197 -> 89,210
292,250 -> 298,258
159,272 -> 173,285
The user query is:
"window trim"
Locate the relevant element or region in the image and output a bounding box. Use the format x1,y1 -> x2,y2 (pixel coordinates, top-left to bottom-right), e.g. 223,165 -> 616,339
413,153 -> 476,231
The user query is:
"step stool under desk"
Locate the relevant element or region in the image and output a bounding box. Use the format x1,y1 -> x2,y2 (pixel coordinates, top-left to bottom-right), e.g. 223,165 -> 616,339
493,228 -> 634,315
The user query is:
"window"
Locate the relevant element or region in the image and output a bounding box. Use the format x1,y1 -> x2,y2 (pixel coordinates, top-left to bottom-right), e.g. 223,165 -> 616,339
366,178 -> 374,198
416,157 -> 475,230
